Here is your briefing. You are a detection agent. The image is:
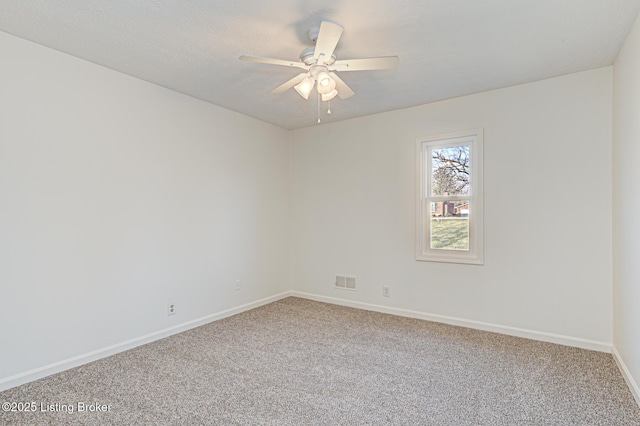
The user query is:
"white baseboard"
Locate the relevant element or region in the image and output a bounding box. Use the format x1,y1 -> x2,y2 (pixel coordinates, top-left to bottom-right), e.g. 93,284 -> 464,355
612,346 -> 640,408
290,291 -> 612,353
0,291 -> 291,392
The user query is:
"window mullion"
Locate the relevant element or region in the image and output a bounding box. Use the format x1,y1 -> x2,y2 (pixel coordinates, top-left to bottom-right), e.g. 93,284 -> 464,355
428,195 -> 470,202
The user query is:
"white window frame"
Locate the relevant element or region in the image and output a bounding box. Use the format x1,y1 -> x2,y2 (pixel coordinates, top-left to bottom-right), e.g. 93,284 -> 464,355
416,129 -> 483,264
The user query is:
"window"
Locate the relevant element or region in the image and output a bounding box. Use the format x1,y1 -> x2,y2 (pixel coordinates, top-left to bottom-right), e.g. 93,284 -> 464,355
416,129 -> 483,264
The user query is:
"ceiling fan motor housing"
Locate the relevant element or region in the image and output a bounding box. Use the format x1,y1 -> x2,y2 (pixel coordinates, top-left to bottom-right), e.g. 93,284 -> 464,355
300,47 -> 336,66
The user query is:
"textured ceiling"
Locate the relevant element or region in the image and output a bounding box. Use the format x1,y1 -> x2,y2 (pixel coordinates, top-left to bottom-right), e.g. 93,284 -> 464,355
1,0 -> 639,129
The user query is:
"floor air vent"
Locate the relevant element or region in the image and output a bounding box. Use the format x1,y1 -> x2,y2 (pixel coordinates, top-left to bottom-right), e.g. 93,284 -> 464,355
335,275 -> 357,291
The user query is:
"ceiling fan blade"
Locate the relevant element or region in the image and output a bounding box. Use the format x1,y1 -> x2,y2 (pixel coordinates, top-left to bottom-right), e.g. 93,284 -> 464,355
239,55 -> 308,70
269,73 -> 308,95
330,56 -> 399,71
313,21 -> 344,65
329,72 -> 355,99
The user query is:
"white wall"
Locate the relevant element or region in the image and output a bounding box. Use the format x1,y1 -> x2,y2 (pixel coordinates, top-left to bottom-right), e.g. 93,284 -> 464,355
290,68 -> 613,348
0,31 -> 290,385
613,14 -> 640,403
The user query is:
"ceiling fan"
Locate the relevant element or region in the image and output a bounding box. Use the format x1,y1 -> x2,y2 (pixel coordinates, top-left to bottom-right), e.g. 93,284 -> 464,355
239,21 -> 399,104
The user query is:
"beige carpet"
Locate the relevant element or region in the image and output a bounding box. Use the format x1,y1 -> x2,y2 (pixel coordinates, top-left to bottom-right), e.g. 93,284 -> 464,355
1,297 -> 639,425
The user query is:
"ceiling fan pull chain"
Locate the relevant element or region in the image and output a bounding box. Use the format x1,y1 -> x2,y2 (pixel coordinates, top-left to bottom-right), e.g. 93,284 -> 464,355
317,91 -> 321,123
327,100 -> 332,115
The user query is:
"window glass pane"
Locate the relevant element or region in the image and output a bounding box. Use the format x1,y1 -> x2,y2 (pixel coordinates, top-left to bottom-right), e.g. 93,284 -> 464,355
430,200 -> 469,250
431,145 -> 470,196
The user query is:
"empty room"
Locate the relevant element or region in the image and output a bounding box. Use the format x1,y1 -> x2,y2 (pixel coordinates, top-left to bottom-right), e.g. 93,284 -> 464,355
2,0 -> 640,424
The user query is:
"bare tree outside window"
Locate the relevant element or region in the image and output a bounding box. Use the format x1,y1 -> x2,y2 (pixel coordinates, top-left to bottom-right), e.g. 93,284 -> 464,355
431,145 -> 470,196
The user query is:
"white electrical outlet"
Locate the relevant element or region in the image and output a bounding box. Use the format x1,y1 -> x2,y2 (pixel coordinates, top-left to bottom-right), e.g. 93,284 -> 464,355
382,286 -> 391,297
234,279 -> 241,291
167,303 -> 176,316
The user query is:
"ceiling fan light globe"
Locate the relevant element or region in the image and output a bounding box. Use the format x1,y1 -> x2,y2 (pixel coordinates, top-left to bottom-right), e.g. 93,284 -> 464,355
319,75 -> 330,87
316,72 -> 336,95
321,89 -> 338,101
294,76 -> 315,99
